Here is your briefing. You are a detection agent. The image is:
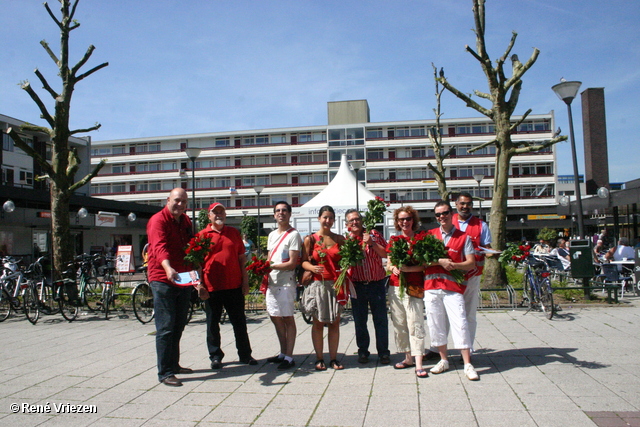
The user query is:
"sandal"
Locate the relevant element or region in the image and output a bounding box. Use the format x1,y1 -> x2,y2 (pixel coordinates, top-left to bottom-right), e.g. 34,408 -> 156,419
315,360 -> 327,371
329,359 -> 344,370
415,368 -> 429,378
394,361 -> 415,370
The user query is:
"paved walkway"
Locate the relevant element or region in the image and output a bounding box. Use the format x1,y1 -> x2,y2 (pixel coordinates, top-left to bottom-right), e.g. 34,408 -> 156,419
1,301 -> 640,426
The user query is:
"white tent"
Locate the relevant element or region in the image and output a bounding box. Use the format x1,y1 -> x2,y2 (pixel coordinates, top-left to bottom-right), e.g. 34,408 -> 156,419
291,154 -> 376,236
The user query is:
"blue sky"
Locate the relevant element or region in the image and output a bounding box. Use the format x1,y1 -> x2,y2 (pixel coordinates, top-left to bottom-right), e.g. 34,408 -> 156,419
2,0 -> 639,183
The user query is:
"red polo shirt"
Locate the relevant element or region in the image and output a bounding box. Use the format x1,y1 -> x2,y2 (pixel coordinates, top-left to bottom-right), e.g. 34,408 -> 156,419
146,207 -> 193,284
198,224 -> 245,292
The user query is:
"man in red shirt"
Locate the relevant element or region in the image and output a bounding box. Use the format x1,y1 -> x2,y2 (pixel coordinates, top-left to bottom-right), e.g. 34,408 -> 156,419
197,203 -> 256,369
345,209 -> 390,365
147,188 -> 194,387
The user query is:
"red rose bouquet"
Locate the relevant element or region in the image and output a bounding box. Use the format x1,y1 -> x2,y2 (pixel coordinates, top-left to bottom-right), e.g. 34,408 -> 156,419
334,233 -> 365,298
411,231 -> 465,284
362,196 -> 389,232
247,255 -> 272,291
184,235 -> 214,268
386,234 -> 413,297
499,243 -> 531,266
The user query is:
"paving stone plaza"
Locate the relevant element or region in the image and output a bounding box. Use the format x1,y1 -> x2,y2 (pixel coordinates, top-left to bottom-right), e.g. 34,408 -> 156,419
1,303 -> 639,426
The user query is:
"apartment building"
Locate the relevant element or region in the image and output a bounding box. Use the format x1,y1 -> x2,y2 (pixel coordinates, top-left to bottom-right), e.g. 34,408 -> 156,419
89,100 -> 559,234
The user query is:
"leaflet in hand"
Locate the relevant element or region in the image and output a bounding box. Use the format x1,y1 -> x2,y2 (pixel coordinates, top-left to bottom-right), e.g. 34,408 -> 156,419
175,270 -> 200,286
478,246 -> 501,254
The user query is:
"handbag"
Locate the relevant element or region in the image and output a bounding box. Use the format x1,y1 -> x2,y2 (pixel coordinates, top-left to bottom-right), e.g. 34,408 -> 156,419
259,228 -> 295,295
406,281 -> 424,299
297,233 -> 316,287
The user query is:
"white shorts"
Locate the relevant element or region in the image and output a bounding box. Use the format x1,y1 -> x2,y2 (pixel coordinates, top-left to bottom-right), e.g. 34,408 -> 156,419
266,285 -> 297,317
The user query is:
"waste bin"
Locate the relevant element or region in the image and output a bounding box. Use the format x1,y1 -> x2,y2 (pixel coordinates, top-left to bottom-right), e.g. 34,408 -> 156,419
569,239 -> 594,278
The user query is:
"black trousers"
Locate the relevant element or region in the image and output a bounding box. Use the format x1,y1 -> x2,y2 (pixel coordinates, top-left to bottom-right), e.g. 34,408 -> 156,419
204,287 -> 252,361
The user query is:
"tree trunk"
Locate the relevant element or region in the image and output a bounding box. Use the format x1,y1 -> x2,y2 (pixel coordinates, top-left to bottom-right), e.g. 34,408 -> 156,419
50,183 -> 73,279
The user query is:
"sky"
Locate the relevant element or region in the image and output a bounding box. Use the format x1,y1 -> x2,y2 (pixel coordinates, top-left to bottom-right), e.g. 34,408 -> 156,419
2,0 -> 639,183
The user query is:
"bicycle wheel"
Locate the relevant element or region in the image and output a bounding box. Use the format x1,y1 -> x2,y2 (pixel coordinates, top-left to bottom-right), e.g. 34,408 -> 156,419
539,279 -> 555,320
521,269 -> 533,307
132,282 -> 154,324
23,285 -> 40,325
39,283 -> 59,315
58,284 -> 79,322
103,285 -> 112,320
84,278 -> 102,312
0,289 -> 11,321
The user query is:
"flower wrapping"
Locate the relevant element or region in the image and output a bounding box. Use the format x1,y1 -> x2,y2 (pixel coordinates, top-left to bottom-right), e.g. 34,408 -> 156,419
184,235 -> 214,269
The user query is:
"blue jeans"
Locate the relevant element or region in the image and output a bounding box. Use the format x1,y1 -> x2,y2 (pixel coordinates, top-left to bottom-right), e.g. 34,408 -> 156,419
351,278 -> 390,358
151,281 -> 192,382
204,287 -> 252,362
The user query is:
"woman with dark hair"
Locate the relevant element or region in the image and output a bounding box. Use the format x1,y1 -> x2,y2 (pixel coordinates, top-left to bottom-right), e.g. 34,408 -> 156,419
300,205 -> 346,370
387,206 -> 428,377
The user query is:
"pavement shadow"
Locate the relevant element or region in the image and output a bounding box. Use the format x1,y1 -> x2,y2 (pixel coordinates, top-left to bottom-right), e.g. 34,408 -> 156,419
470,347 -> 609,373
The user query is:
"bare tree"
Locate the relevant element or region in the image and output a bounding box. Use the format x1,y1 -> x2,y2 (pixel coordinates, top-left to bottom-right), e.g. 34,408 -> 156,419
426,64 -> 454,201
435,0 -> 566,286
5,0 -> 108,277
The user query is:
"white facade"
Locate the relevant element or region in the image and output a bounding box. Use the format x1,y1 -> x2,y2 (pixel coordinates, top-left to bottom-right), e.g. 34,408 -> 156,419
89,102 -> 558,226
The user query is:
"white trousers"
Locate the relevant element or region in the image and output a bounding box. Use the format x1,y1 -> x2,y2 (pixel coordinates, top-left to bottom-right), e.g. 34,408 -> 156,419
388,285 -> 425,356
424,289 -> 471,350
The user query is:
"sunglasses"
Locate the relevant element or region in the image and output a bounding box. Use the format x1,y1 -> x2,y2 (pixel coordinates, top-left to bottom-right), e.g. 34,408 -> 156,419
397,217 -> 413,222
435,210 -> 451,218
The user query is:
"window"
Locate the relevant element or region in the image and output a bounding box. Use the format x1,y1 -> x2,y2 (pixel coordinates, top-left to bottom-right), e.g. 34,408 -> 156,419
97,184 -> 110,194
149,182 -> 161,191
162,162 -> 176,171
19,170 -> 34,186
270,134 -> 286,144
112,184 -> 125,193
2,134 -> 14,151
312,132 -> 326,141
457,124 -> 472,134
112,145 -> 126,154
149,162 -> 161,172
215,157 -> 231,167
271,155 -> 286,165
215,138 -> 230,147
346,128 -> 364,139
255,156 -> 268,165
215,178 -> 230,188
255,135 -> 269,145
148,143 -> 161,152
366,128 -> 383,139
242,137 -> 254,145
271,174 -> 287,185
411,148 -> 426,158
111,165 -> 125,174
136,183 -> 148,192
328,129 -> 345,141
241,157 -> 255,166
367,149 -> 384,160
367,170 -> 385,181
410,127 -> 426,137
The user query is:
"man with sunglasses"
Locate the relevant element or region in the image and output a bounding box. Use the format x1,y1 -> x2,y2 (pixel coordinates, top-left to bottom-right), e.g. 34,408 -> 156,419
423,201 -> 479,380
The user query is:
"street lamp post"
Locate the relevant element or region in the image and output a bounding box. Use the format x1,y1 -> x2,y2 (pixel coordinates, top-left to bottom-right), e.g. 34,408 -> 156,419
552,80 -> 584,238
473,173 -> 485,220
254,185 -> 265,256
185,148 -> 201,235
351,160 -> 364,212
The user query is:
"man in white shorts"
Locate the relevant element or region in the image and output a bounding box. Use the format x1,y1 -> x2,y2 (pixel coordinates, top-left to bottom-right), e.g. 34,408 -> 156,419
265,201 -> 302,370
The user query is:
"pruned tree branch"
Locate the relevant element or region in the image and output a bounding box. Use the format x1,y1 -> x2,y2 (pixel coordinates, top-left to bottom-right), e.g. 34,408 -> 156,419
6,127 -> 54,177
39,40 -> 59,65
513,135 -> 567,154
437,76 -> 492,117
509,109 -> 532,131
70,123 -> 101,135
68,159 -> 107,193
20,81 -> 55,127
71,44 -> 96,76
34,68 -> 59,99
468,138 -> 498,153
76,62 -> 109,82
43,2 -> 62,28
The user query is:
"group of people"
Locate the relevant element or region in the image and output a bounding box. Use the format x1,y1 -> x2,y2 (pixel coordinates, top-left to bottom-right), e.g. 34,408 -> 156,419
146,188 -> 489,387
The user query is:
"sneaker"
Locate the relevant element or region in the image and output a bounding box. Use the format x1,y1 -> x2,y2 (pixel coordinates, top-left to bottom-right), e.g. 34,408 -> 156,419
430,359 -> 450,374
277,359 -> 296,370
464,363 -> 479,381
267,355 -> 285,363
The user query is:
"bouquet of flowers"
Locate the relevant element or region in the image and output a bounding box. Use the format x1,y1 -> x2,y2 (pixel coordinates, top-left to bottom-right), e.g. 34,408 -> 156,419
247,255 -> 272,291
411,231 -> 465,284
498,243 -> 531,266
333,233 -> 365,297
386,234 -> 413,297
362,196 -> 389,232
184,235 -> 214,268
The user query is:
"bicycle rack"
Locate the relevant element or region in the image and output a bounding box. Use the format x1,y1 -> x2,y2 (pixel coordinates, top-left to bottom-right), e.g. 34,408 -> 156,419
506,284 -> 517,309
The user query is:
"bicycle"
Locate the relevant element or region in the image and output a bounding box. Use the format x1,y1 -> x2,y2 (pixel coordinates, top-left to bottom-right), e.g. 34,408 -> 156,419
521,256 -> 555,320
57,254 -> 103,321
132,266 -> 154,324
0,257 -> 47,324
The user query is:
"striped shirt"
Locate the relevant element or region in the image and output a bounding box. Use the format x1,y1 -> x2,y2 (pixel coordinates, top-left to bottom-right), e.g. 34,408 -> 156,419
349,230 -> 387,282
